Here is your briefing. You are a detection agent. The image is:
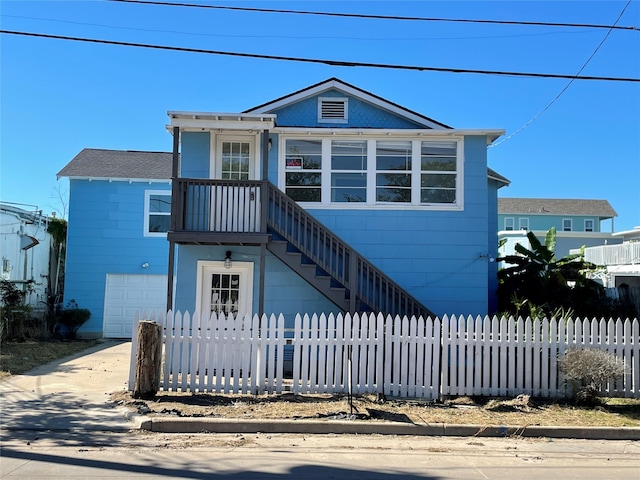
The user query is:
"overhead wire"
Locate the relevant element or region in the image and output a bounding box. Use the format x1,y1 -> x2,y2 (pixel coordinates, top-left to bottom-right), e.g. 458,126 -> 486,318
107,0 -> 640,32
490,0 -> 635,147
1,29 -> 638,83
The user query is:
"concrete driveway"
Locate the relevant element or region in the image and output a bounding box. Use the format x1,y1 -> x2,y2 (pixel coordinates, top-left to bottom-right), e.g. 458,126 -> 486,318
0,340 -> 135,434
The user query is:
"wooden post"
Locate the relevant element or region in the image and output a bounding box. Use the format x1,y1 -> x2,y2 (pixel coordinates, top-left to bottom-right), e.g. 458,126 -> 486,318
133,320 -> 162,399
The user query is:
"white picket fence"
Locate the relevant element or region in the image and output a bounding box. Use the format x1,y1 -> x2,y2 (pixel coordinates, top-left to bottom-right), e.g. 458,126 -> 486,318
129,311 -> 640,399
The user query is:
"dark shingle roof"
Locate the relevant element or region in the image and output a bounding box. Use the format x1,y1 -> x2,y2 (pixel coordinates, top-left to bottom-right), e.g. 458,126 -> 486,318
498,198 -> 617,218
487,168 -> 510,186
57,148 -> 172,180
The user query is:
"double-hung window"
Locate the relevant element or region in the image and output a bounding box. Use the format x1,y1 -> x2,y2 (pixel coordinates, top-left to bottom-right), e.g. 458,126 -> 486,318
331,140 -> 367,203
144,190 -> 171,236
585,219 -> 594,232
420,141 -> 457,204
285,139 -> 322,202
376,141 -> 412,203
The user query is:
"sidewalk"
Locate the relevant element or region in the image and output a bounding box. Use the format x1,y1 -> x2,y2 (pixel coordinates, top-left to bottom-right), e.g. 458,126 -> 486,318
1,340 -> 639,440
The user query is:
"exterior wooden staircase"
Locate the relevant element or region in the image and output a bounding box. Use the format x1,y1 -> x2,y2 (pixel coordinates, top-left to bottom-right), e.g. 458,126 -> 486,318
169,178 -> 435,318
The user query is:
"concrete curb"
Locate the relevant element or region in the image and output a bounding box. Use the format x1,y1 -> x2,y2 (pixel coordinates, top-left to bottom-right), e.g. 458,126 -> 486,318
135,417 -> 640,440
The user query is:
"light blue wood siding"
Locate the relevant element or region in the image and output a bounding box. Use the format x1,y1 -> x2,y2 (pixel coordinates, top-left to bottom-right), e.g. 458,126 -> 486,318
181,132 -> 210,178
174,245 -> 340,327
270,89 -> 425,129
64,180 -> 170,336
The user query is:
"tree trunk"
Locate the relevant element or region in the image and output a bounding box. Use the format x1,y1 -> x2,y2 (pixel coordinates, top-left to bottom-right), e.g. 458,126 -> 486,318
133,320 -> 162,399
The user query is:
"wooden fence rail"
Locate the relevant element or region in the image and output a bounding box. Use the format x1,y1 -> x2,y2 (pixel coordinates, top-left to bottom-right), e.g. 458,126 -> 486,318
129,311 -> 639,399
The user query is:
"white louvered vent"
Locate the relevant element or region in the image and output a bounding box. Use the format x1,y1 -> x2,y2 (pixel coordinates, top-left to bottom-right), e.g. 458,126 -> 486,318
318,97 -> 348,123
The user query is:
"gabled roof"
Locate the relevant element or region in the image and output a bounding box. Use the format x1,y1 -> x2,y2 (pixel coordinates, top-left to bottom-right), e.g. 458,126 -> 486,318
498,198 -> 617,218
244,77 -> 452,130
57,149 -> 173,180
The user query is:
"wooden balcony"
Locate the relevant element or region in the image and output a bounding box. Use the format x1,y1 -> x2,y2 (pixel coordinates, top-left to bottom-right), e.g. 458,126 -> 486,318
168,178 -> 271,245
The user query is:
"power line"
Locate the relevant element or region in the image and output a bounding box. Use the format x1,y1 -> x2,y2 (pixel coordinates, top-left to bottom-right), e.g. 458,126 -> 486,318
2,29 -> 639,82
3,14 -> 600,42
491,0 -> 634,147
107,0 -> 640,32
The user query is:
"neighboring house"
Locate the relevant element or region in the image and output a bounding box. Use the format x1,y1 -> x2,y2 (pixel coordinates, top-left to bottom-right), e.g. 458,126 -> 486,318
59,78 -> 509,339
572,226 -> 640,288
57,149 -> 172,338
498,198 -> 620,260
0,203 -> 53,316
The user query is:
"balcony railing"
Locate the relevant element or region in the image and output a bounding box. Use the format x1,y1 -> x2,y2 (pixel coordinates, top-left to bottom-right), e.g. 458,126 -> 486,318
571,243 -> 640,266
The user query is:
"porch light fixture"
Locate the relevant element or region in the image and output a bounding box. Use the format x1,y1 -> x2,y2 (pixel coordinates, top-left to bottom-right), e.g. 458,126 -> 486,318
224,251 -> 232,269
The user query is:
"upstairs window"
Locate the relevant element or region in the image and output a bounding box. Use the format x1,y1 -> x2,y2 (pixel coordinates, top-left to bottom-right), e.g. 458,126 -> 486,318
144,190 -> 171,236
519,218 -> 529,231
420,141 -> 457,204
376,141 -> 412,203
504,218 -> 514,231
563,218 -> 573,231
281,136 -> 462,208
284,139 -> 322,202
318,97 -> 348,124
585,219 -> 594,232
331,140 -> 367,202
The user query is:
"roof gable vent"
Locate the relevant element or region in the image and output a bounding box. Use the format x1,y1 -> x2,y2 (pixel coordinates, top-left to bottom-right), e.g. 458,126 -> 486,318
318,97 -> 348,124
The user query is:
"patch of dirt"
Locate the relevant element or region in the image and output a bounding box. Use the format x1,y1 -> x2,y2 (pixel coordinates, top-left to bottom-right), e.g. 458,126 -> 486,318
0,340 -> 98,378
110,391 -> 640,428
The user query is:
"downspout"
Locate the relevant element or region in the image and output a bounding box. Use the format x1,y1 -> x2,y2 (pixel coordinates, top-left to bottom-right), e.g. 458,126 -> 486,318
166,126 -> 180,312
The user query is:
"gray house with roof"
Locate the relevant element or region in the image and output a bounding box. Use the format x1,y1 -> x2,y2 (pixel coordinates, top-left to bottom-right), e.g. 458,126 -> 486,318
498,197 -> 620,260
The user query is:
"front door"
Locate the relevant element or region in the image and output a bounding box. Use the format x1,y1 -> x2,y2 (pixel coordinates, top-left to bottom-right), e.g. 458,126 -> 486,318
213,137 -> 261,232
197,261 -> 254,318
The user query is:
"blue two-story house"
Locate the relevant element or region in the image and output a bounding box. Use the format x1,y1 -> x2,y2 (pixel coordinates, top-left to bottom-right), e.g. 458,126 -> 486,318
168,78 -> 507,328
59,78 -> 508,338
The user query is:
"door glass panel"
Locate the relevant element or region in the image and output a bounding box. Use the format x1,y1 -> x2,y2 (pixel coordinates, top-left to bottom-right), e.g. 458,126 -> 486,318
221,141 -> 250,180
209,273 -> 240,315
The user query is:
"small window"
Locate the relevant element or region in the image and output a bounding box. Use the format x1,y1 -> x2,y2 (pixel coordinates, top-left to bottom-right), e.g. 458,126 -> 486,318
284,139 -> 322,202
563,219 -> 572,232
144,190 -> 171,236
376,141 -> 411,203
318,97 -> 348,124
519,218 -> 529,231
420,141 -> 457,204
331,140 -> 367,202
504,218 -> 514,231
585,219 -> 594,232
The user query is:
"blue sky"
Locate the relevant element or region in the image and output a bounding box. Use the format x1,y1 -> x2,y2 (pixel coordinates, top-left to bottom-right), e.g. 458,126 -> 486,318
1,0 -> 639,231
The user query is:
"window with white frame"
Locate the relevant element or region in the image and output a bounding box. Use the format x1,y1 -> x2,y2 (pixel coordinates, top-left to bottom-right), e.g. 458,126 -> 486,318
284,139 -> 322,202
144,190 -> 171,236
420,141 -> 457,204
519,218 -> 529,231
585,219 -> 594,232
282,136 -> 462,208
376,141 -> 412,203
331,140 -> 367,203
563,218 -> 572,231
504,217 -> 514,231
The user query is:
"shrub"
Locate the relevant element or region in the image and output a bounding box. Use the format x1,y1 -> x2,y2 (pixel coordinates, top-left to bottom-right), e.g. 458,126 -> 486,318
560,348 -> 626,405
55,300 -> 91,339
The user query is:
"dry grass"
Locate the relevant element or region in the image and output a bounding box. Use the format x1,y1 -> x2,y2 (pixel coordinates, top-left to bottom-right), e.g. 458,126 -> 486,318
0,340 -> 97,379
111,391 -> 640,428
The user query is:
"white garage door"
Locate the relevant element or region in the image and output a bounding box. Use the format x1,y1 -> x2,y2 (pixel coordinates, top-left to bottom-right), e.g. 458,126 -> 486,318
103,274 -> 167,339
